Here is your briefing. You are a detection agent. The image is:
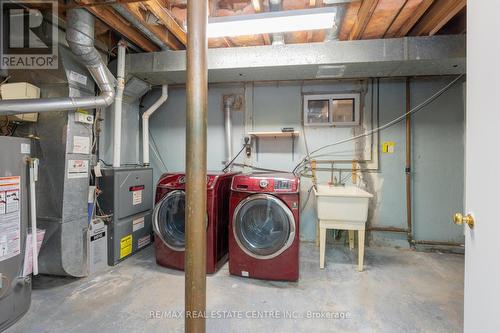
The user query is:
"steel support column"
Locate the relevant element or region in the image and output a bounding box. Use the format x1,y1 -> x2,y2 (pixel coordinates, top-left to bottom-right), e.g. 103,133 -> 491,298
185,0 -> 208,332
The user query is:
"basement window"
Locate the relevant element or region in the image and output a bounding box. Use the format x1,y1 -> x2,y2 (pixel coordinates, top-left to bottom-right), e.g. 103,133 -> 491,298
303,93 -> 360,127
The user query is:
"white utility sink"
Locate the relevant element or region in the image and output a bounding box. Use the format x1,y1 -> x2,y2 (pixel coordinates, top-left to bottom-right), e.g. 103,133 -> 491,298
313,184 -> 373,222
313,184 -> 374,271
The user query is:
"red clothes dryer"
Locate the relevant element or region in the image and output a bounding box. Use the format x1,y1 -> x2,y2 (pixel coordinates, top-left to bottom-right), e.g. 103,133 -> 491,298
228,173 -> 300,281
153,172 -> 236,273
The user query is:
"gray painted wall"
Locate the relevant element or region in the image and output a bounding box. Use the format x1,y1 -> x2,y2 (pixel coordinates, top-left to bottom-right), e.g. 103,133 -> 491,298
112,77 -> 465,246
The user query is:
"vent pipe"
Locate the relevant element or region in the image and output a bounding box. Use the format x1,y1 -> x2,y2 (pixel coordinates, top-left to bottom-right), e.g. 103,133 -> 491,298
223,95 -> 235,169
142,85 -> 168,166
113,40 -> 126,168
0,8 -> 115,114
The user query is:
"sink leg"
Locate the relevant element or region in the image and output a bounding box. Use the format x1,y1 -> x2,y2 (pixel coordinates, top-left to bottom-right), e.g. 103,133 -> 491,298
348,230 -> 355,250
316,220 -> 320,247
358,229 -> 365,272
320,226 -> 326,269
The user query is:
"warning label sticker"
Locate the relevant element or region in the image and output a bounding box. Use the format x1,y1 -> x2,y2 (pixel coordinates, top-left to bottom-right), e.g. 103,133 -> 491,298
0,176 -> 21,262
132,217 -> 145,232
138,235 -> 151,249
73,136 -> 90,155
132,190 -> 142,206
68,159 -> 89,179
120,234 -> 132,259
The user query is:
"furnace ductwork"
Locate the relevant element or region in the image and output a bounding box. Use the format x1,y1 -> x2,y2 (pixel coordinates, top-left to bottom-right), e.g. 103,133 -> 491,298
0,8 -> 115,114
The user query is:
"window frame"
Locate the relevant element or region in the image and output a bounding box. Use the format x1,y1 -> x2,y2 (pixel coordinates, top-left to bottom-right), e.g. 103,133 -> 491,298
303,93 -> 361,127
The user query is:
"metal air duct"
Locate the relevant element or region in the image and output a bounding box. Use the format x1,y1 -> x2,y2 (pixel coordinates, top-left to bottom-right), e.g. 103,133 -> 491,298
0,8 -> 114,114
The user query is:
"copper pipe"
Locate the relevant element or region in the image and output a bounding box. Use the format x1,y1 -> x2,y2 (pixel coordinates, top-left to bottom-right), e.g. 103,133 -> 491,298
368,226 -> 408,233
405,77 -> 413,244
185,0 -> 207,331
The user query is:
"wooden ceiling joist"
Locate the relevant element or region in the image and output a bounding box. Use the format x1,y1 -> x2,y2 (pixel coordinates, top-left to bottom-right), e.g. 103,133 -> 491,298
250,0 -> 271,45
392,0 -> 435,38
410,0 -> 466,36
79,4 -> 160,52
143,0 -> 187,45
122,2 -> 184,50
349,0 -> 380,40
306,0 -> 322,42
251,0 -> 263,13
66,0 -> 144,8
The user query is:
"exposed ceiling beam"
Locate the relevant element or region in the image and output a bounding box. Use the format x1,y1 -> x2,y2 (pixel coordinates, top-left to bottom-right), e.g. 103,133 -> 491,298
121,2 -> 183,50
65,0 -> 144,8
438,7 -> 466,35
393,0 -> 434,37
382,0 -> 409,38
143,0 -> 187,45
78,3 -> 159,52
410,0 -> 466,36
251,0 -> 263,12
250,0 -> 271,45
348,0 -> 379,40
307,0 -> 324,42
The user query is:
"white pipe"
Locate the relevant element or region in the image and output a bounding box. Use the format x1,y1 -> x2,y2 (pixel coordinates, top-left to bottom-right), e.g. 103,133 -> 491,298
223,95 -> 235,169
143,85 -> 169,166
29,158 -> 39,275
113,40 -> 127,168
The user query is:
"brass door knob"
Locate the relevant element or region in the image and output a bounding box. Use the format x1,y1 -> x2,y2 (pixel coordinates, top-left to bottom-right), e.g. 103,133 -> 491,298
453,213 -> 475,229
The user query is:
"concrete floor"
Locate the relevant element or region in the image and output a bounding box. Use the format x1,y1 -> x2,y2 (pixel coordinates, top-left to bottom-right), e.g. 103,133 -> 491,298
6,243 -> 464,333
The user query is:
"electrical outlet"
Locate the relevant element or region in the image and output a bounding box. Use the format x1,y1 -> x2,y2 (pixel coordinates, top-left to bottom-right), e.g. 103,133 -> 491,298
245,145 -> 252,158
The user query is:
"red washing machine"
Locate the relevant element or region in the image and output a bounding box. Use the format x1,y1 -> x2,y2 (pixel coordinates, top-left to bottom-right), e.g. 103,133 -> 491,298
153,172 -> 237,273
228,173 -> 300,281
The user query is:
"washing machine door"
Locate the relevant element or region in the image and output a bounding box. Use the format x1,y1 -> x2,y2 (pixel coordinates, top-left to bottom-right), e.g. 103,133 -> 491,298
233,193 -> 296,259
153,190 -> 186,251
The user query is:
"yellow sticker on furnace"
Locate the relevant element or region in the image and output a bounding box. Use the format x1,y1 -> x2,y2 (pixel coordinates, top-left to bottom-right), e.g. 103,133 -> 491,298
120,234 -> 133,259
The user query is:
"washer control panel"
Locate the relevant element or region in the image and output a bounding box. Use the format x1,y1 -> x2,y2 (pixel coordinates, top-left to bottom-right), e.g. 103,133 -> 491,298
274,179 -> 291,191
231,174 -> 299,193
259,179 -> 269,189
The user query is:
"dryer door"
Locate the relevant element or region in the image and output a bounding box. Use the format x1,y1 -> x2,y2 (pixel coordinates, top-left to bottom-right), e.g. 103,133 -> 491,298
233,194 -> 296,259
153,190 -> 186,251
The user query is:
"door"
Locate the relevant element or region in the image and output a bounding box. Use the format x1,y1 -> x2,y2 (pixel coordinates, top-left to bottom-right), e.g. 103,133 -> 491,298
153,190 -> 186,251
233,194 -> 295,259
463,2 -> 500,331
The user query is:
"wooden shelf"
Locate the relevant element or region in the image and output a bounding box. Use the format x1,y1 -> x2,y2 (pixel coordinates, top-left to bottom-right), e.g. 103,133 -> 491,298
248,131 -> 299,160
248,131 -> 300,138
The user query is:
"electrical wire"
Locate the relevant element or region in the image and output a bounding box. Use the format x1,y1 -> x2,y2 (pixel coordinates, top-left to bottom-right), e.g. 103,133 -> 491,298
232,163 -> 289,173
293,74 -> 464,175
300,185 -> 315,211
222,144 -> 246,173
98,159 -> 141,167
148,128 -> 168,172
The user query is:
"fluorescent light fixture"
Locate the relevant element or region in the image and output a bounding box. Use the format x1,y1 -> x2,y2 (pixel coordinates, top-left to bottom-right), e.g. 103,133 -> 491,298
207,7 -> 337,38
